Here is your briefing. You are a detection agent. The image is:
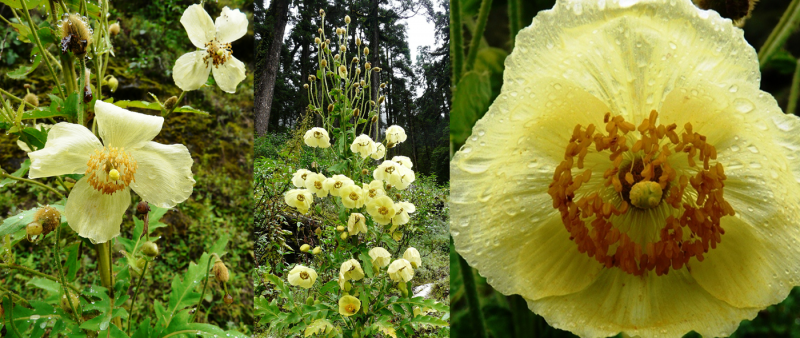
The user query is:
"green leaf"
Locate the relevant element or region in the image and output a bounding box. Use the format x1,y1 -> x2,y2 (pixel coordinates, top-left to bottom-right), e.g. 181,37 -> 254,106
80,285 -> 128,332
304,318 -> 335,337
22,106 -> 70,120
172,105 -> 210,115
411,315 -> 450,327
112,100 -> 162,111
64,0 -> 101,19
0,0 -> 44,8
319,280 -> 339,296
161,309 -> 247,337
0,203 -> 65,237
372,319 -> 398,338
7,53 -> 41,79
450,71 -> 492,146
62,93 -> 81,121
20,126 -> 47,149
0,159 -> 30,188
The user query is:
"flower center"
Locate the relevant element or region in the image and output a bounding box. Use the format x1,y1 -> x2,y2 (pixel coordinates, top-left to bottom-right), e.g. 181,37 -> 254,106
301,173 -> 308,180
204,38 -> 232,68
379,206 -> 388,215
314,131 -> 323,138
345,304 -> 356,314
297,194 -> 305,202
314,181 -> 323,189
349,192 -> 359,201
300,271 -> 309,279
369,189 -> 377,197
85,146 -> 137,195
548,110 -> 735,276
334,181 -> 343,189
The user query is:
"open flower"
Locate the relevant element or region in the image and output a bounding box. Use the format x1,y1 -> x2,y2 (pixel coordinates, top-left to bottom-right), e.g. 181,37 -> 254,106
385,125 -> 407,146
391,155 -> 413,168
287,265 -> 317,289
284,189 -> 313,214
350,134 -> 377,158
28,101 -> 194,243
362,180 -> 386,203
340,184 -> 366,209
340,259 -> 365,281
173,5 -> 247,93
371,143 -> 386,160
323,174 -> 354,197
367,196 -> 396,225
403,247 -> 421,269
338,295 -> 361,317
451,0 -> 800,337
291,169 -> 313,188
369,247 -> 392,268
387,259 -> 414,283
374,160 -> 415,190
303,127 -> 331,148
347,213 -> 367,235
304,172 -> 329,197
391,201 -> 416,227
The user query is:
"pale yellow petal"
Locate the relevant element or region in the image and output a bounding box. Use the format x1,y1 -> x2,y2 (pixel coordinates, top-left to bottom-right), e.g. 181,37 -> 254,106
173,51 -> 212,92
28,123 -> 101,178
212,55 -> 246,93
214,7 -> 248,44
95,101 -> 164,150
180,4 -> 215,48
129,142 -> 195,208
65,178 -> 130,243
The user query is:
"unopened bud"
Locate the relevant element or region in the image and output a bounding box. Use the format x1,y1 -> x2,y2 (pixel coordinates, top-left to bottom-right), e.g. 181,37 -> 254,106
314,227 -> 322,235
300,244 -> 311,252
339,65 -> 347,76
320,59 -> 327,68
378,96 -> 385,104
380,83 -> 386,88
328,104 -> 334,112
303,84 -> 309,89
395,194 -> 402,200
26,222 -> 43,238
386,184 -> 393,190
356,38 -> 361,46
136,201 -> 150,217
142,241 -> 159,257
373,67 -> 382,72
334,53 -> 340,60
164,96 -> 178,110
319,9 -> 325,16
306,296 -> 315,305
23,93 -> 39,107
107,76 -> 119,92
34,206 -> 61,236
365,62 -> 371,69
60,289 -> 80,312
345,15 -> 351,24
364,47 -> 369,55
337,226 -> 345,232
353,108 -> 360,115
360,80 -> 366,87
352,57 -> 359,63
315,37 -> 321,44
309,75 -> 316,82
361,169 -> 369,175
318,28 -> 323,34
325,39 -> 330,45
371,115 -> 378,122
312,246 -> 321,254
109,22 -> 120,36
224,293 -> 234,304
60,14 -> 92,55
213,260 -> 230,283
340,45 -> 346,52
340,232 -> 348,240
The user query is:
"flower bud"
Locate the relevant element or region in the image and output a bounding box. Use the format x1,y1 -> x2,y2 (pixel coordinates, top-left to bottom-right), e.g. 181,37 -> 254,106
356,38 -> 361,46
353,108 -> 360,115
373,67 -> 382,72
309,75 -> 316,82
23,93 -> 39,107
320,59 -> 327,68
345,15 -> 351,24
213,260 -> 230,283
164,96 -> 178,111
142,241 -> 159,257
395,193 -> 402,200
364,47 -> 369,55
224,293 -> 234,304
328,104 -> 334,112
136,201 -> 150,218
312,246 -> 322,254
340,45 -> 346,52
361,169 -> 369,175
398,280 -> 408,297
344,281 -> 352,292
315,37 -> 321,44
109,22 -> 120,36
61,289 -> 80,312
360,80 -> 366,87
340,232 -> 348,240
34,206 -> 61,236
337,225 -> 345,232
385,184 -> 393,190
371,115 -> 378,123
26,222 -> 43,238
107,76 -> 119,92
306,296 -> 315,306
380,82 -> 386,88
318,28 -> 323,34
378,96 -> 385,104
314,227 -> 322,235
325,39 -> 330,45
365,62 -> 371,69
334,53 -> 340,60
319,9 -> 325,16
60,14 -> 92,55
300,244 -> 311,252
303,84 -> 309,89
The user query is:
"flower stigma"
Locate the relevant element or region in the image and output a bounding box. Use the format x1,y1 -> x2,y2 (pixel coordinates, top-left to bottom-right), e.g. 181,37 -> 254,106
86,146 -> 137,194
548,110 -> 735,276
204,38 -> 233,68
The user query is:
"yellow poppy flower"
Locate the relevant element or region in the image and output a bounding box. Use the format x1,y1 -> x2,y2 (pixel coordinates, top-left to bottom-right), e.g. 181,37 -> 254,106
387,259 -> 413,283
367,196 -> 396,225
362,180 -> 386,203
391,201 -> 416,226
304,172 -> 329,197
340,259 -> 365,281
369,247 -> 392,268
391,155 -> 413,169
371,143 -> 386,160
450,0 -> 800,337
350,134 -> 377,158
347,213 -> 368,236
403,247 -> 421,269
291,169 -> 313,188
303,127 -> 331,148
323,174 -> 355,197
340,184 -> 366,209
287,265 -> 317,289
338,295 -> 361,317
374,161 -> 415,190
385,125 -> 407,146
284,189 -> 313,214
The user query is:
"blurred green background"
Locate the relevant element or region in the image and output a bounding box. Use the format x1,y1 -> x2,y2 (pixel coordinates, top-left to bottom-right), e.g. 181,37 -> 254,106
449,0 -> 800,337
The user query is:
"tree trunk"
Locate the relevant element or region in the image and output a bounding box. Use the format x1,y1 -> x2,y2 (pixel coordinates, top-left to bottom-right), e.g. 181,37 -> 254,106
255,0 -> 290,137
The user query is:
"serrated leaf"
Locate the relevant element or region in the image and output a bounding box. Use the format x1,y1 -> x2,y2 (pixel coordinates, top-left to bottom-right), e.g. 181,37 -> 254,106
411,315 -> 450,327
164,252 -> 211,326
0,203 -> 65,237
62,93 -> 80,121
26,277 -> 60,294
7,53 -> 41,79
319,280 -> 339,296
304,318 -> 335,337
22,106 -> 70,120
373,320 -> 398,338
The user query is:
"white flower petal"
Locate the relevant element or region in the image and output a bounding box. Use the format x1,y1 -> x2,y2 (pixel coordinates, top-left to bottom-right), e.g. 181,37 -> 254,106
95,101 -> 164,150
28,122 -> 101,178
129,142 -> 195,208
173,51 -> 212,92
181,4 -> 215,48
215,7 -> 248,44
65,178 -> 130,243
211,55 -> 246,93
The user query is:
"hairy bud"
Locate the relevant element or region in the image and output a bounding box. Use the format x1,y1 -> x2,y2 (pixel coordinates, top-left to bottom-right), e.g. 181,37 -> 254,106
356,38 -> 361,46
136,201 -> 150,218
213,260 -> 230,283
60,14 -> 92,55
312,246 -> 321,254
345,15 -> 351,24
164,96 -> 178,111
109,22 -> 120,36
320,59 -> 327,68
364,47 -> 370,55
142,241 -> 159,257
34,206 -> 61,236
23,93 -> 39,107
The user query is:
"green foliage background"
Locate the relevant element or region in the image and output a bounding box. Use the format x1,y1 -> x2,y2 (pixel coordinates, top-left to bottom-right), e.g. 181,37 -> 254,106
449,0 -> 800,337
0,0 -> 256,333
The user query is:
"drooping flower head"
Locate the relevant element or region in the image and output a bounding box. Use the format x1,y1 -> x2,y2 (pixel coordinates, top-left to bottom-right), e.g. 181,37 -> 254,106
391,155 -> 413,169
385,125 -> 407,146
173,5 -> 247,93
369,247 -> 392,268
304,127 -> 331,148
402,247 -> 421,269
391,201 -> 416,227
323,174 -> 354,197
450,0 -> 800,337
28,101 -> 195,243
371,143 -> 386,160
338,295 -> 361,317
287,265 -> 317,289
340,259 -> 365,281
347,213 -> 367,235
387,258 -> 414,283
350,134 -> 377,158
284,189 -> 313,214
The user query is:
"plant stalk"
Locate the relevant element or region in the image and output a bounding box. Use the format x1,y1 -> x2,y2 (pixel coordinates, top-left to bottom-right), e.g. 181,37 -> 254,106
758,0 -> 800,67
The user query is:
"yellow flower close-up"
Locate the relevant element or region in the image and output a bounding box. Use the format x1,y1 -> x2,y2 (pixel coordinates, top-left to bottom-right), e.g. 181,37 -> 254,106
28,101 -> 195,244
450,0 -> 800,337
385,125 -> 407,146
287,265 -> 318,289
362,180 -> 386,204
387,258 -> 414,283
367,195 -> 396,225
340,259 -> 365,281
303,127 -> 331,148
347,213 -> 368,236
403,247 -> 421,269
340,184 -> 366,209
350,134 -> 377,158
292,168 -> 313,188
369,247 -> 392,268
338,295 -> 361,317
304,172 -> 329,197
284,189 -> 313,214
323,174 -> 355,197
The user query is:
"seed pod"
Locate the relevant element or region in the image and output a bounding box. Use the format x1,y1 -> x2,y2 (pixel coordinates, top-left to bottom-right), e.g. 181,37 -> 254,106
23,93 -> 39,107
224,293 -> 234,304
315,37 -> 321,44
109,22 -> 120,36
364,47 -> 369,55
319,9 -> 325,16
356,38 -> 361,46
300,244 -> 311,252
136,201 -> 150,216
213,260 -> 230,283
142,241 -> 159,257
306,296 -> 315,306
34,206 -> 61,236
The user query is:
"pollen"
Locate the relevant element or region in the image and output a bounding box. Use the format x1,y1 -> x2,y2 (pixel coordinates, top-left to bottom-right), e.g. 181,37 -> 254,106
547,110 -> 734,276
85,146 -> 137,195
203,38 -> 233,68
345,304 -> 356,314
300,271 -> 309,279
